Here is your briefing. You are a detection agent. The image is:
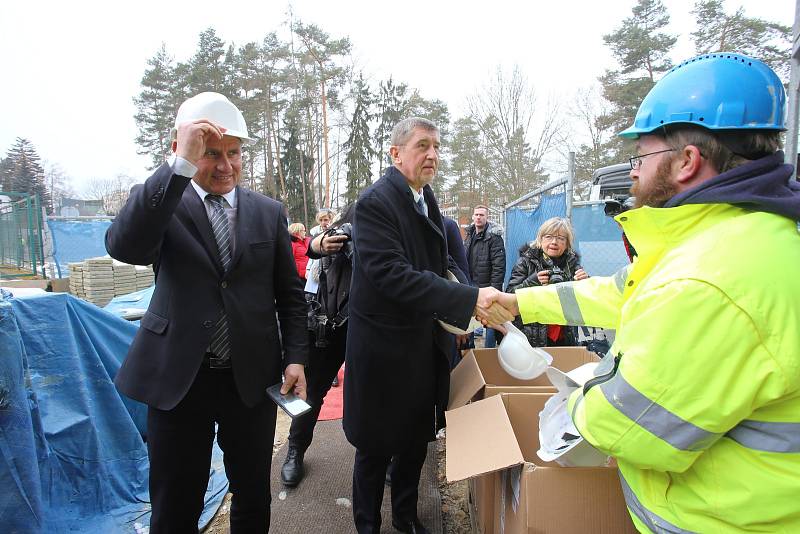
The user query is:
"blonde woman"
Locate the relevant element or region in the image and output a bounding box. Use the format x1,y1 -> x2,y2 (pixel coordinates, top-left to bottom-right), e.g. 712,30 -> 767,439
505,217 -> 588,346
289,223 -> 311,280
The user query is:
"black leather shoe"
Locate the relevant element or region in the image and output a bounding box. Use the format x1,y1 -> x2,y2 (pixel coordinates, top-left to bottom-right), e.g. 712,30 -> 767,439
391,517 -> 429,534
280,446 -> 305,487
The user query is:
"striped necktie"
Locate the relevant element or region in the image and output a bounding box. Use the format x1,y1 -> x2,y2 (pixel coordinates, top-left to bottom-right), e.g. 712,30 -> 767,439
416,196 -> 427,217
206,194 -> 232,368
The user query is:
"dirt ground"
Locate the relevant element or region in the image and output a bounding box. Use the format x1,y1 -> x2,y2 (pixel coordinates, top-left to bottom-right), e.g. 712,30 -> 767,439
203,411 -> 472,533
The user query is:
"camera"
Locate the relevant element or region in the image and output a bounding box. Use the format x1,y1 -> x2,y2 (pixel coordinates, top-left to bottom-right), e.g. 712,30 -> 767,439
307,300 -> 329,348
327,222 -> 353,259
604,194 -> 636,217
548,266 -> 566,285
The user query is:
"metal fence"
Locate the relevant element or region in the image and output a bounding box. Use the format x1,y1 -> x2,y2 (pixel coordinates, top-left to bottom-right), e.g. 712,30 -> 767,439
45,217 -> 114,278
0,192 -> 45,278
502,181 -> 630,286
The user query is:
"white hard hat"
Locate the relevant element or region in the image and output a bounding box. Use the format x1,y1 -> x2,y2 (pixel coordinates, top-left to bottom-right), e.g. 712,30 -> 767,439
172,92 -> 255,144
537,362 -> 609,467
496,321 -> 552,380
438,271 -> 482,335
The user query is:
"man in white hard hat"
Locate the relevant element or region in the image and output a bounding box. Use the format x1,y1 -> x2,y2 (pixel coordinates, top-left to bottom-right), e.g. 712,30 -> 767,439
106,92 -> 309,533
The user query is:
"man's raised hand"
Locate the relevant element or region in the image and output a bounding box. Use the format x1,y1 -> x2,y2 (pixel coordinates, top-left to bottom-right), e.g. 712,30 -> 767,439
175,119 -> 226,165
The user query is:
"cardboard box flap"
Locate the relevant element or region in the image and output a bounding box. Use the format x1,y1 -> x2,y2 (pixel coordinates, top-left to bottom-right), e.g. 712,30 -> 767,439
445,394 -> 524,483
448,350 -> 486,409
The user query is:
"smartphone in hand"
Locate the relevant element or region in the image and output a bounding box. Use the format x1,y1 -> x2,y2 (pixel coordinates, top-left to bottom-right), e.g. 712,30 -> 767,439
266,383 -> 312,418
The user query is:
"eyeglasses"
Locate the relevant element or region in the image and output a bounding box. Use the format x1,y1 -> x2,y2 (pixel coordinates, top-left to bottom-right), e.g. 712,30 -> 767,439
629,149 -> 675,170
542,235 -> 567,243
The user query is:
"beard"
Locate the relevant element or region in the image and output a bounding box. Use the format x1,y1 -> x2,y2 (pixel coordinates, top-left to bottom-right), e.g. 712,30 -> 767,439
631,156 -> 679,208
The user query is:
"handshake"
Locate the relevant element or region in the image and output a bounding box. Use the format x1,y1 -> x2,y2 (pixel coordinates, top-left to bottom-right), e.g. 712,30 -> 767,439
473,287 -> 519,328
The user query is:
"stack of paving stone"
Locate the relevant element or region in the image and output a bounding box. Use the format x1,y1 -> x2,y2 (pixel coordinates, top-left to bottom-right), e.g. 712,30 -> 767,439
82,257 -> 115,307
68,262 -> 86,299
135,265 -> 155,290
112,261 -> 138,296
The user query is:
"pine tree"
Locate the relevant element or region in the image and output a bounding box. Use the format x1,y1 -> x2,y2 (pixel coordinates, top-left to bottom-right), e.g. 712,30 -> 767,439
4,138 -> 52,213
0,156 -> 14,192
293,22 -> 352,208
256,33 -> 292,199
374,78 -> 410,175
187,27 -> 231,94
449,117 -> 489,198
599,0 -> 677,160
280,122 -> 316,226
134,43 -> 179,170
691,0 -> 791,80
343,76 -> 375,204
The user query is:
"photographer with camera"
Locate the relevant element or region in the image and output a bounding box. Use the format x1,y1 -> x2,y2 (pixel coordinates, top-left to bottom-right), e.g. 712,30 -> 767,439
505,217 -> 588,347
280,204 -> 354,489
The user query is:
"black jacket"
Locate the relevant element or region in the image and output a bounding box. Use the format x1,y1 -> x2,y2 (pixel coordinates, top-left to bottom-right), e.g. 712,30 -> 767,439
464,222 -> 506,289
105,163 -> 308,410
344,166 -> 478,453
309,238 -> 352,328
505,243 -> 581,348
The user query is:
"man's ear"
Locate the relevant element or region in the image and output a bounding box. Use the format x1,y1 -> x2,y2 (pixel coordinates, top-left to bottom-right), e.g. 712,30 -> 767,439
171,140 -> 178,153
674,145 -> 704,186
389,146 -> 400,163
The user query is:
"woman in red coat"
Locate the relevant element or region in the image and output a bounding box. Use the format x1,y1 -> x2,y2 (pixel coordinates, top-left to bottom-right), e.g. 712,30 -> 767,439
289,223 -> 311,280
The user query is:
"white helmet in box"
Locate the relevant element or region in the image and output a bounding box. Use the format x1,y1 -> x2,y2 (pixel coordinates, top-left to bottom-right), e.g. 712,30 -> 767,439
496,321 -> 552,380
172,92 -> 255,144
537,362 -> 609,467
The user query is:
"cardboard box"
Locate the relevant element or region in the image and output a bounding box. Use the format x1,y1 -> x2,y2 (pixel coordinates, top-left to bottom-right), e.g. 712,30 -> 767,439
49,278 -> 70,293
446,393 -> 636,533
448,346 -> 602,533
448,347 -> 599,410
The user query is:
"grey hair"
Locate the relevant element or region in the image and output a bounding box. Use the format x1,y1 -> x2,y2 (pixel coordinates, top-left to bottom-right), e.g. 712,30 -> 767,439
390,117 -> 439,146
315,208 -> 335,222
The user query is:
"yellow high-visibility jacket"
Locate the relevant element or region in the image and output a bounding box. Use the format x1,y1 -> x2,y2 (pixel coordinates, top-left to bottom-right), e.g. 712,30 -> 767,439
516,203 -> 800,533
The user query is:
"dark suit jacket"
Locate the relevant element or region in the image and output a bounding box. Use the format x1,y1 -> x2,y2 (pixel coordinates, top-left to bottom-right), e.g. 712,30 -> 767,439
105,163 -> 308,410
443,216 -> 471,285
343,166 -> 478,453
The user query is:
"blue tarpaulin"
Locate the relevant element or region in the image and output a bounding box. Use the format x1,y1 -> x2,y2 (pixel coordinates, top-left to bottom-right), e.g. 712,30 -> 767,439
0,291 -> 227,533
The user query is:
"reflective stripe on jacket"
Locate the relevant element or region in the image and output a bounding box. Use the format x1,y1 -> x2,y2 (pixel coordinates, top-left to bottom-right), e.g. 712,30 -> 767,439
516,203 -> 800,533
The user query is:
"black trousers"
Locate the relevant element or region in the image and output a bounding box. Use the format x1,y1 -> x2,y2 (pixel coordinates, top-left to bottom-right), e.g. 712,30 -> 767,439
287,327 -> 346,452
352,442 -> 428,534
146,365 -> 277,533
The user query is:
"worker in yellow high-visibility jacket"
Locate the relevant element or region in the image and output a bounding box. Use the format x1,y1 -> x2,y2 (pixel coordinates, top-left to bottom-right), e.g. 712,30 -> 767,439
491,53 -> 800,533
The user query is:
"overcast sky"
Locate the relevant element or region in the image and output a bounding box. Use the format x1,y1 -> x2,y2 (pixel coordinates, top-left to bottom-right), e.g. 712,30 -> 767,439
1,0 -> 793,194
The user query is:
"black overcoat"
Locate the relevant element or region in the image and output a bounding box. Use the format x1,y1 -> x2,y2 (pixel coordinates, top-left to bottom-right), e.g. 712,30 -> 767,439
105,163 -> 308,410
343,167 -> 478,453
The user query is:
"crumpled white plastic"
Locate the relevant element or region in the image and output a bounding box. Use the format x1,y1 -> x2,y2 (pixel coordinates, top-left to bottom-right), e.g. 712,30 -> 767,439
537,362 -> 610,467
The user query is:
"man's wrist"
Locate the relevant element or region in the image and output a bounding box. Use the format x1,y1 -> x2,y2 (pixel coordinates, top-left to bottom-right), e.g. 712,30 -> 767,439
168,154 -> 198,178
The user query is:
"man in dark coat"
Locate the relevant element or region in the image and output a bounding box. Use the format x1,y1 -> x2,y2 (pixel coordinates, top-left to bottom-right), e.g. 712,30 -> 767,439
464,205 -> 506,348
344,117 -> 511,534
105,92 -> 308,533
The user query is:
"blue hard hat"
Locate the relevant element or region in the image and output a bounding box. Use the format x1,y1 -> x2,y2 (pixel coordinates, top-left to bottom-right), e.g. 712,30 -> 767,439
619,53 -> 786,139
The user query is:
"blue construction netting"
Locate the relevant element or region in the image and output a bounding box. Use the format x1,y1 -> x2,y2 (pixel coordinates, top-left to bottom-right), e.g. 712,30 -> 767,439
571,203 -> 631,277
0,291 -> 227,533
504,193 -> 567,284
504,195 -> 630,285
47,219 -> 112,277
